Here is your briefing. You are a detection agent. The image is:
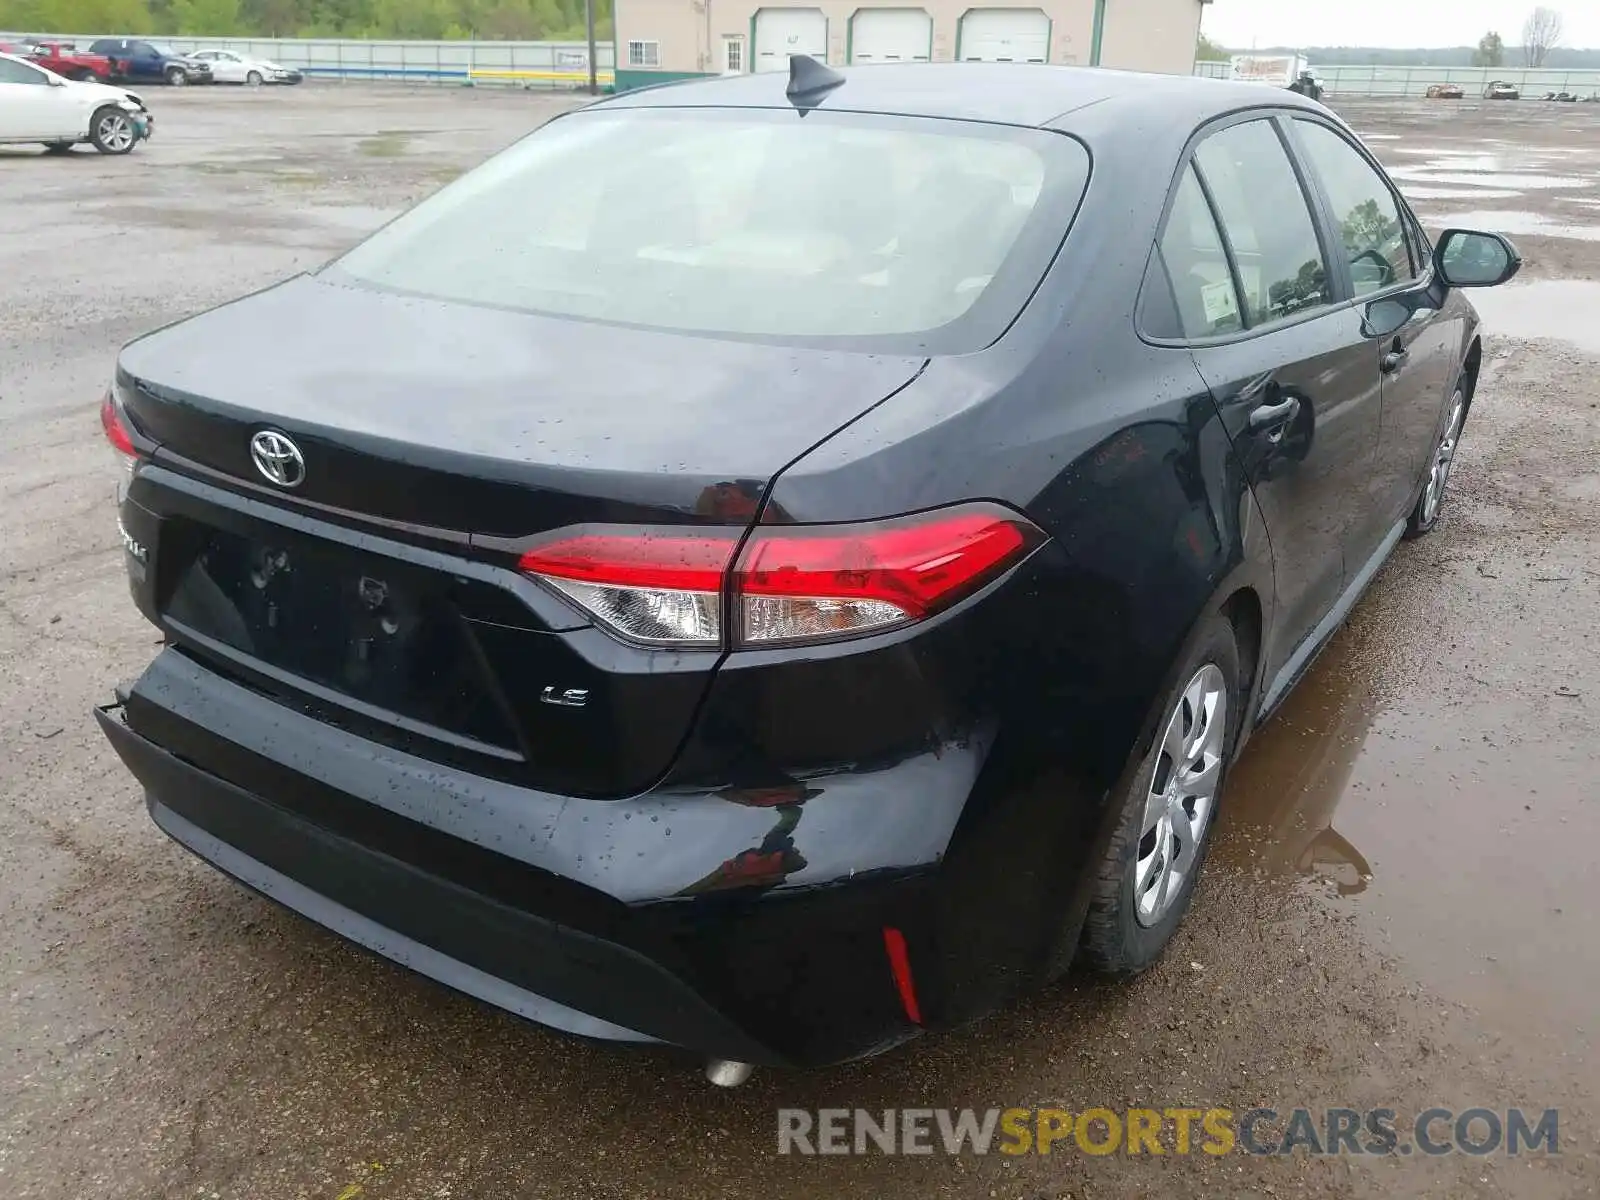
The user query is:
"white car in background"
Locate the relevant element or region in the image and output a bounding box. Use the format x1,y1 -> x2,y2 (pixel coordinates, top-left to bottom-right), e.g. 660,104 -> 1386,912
189,50 -> 303,86
0,51 -> 152,154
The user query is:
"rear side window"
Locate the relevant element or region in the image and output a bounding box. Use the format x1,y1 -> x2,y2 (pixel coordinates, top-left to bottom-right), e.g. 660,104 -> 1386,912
1292,119 -> 1415,297
1194,120 -> 1331,326
326,107 -> 1092,353
1148,166 -> 1242,339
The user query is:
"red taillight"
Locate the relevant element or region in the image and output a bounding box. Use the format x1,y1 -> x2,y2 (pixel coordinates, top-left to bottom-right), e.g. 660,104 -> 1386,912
516,503 -> 1040,649
516,530 -> 739,648
517,531 -> 737,594
738,509 -> 1030,643
100,390 -> 136,459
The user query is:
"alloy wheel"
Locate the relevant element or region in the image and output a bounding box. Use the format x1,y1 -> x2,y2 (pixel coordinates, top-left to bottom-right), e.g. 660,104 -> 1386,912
1420,390 -> 1467,526
98,113 -> 134,152
1133,663 -> 1228,927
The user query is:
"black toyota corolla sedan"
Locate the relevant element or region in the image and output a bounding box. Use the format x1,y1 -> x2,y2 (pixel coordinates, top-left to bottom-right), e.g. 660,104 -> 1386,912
96,60 -> 1518,1078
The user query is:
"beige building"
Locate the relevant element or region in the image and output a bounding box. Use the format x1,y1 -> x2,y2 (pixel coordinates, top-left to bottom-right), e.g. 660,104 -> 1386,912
612,0 -> 1210,90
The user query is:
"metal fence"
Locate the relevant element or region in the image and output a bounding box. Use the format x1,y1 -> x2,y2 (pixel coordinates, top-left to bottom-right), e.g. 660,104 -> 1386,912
1195,59 -> 1600,97
18,36 -> 1600,95
36,34 -> 616,89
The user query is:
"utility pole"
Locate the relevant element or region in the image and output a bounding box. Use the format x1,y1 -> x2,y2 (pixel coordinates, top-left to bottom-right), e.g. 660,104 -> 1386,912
585,0 -> 599,94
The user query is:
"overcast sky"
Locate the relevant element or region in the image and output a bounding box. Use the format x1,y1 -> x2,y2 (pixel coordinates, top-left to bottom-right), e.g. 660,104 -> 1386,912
1203,1 -> 1600,50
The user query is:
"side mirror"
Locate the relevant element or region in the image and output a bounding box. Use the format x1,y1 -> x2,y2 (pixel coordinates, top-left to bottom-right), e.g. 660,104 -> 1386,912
46,72 -> 66,86
1435,229 -> 1522,288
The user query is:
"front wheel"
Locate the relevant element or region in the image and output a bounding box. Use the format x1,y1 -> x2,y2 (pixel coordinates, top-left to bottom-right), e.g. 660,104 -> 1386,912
89,107 -> 138,155
1080,613 -> 1241,976
1405,384 -> 1468,538
165,66 -> 187,86
246,70 -> 263,86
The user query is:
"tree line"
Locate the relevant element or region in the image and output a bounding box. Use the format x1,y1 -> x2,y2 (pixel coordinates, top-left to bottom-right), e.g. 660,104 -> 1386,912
1207,42 -> 1599,70
0,0 -> 613,40
1199,6 -> 1591,70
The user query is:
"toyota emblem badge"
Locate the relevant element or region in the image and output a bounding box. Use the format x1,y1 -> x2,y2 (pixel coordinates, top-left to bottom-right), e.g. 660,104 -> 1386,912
249,430 -> 306,489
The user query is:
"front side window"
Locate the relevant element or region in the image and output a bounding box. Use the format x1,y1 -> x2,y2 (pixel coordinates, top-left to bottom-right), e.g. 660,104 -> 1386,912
327,107 -> 1091,353
1194,119 -> 1331,326
1293,119 -> 1415,297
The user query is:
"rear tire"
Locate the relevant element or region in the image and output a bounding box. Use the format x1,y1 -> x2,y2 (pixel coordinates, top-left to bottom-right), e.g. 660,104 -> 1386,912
1080,613 -> 1242,977
89,106 -> 137,155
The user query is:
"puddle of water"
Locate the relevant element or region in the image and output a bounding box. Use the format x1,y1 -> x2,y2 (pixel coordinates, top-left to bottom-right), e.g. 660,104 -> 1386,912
1392,145 -> 1589,158
1410,154 -> 1509,172
1213,561 -> 1600,1048
356,132 -> 411,158
1400,186 -> 1524,201
1415,209 -> 1600,243
1461,280 -> 1600,353
1388,168 -> 1591,190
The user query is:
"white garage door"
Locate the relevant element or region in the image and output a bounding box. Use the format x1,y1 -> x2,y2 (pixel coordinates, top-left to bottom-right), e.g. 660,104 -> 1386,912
754,8 -> 829,73
959,8 -> 1050,64
850,8 -> 932,64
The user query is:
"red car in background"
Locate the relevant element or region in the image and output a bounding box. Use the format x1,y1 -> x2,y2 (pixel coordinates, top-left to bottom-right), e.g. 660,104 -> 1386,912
2,40 -> 115,82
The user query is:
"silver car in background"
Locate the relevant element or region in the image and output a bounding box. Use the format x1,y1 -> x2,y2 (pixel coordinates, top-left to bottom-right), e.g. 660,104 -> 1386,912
190,49 -> 303,86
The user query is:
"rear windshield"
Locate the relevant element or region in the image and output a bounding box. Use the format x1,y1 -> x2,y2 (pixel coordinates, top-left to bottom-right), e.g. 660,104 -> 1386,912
326,106 -> 1090,352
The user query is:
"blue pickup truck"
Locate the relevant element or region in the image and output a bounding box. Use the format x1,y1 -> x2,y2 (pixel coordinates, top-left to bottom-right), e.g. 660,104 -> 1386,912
87,39 -> 212,86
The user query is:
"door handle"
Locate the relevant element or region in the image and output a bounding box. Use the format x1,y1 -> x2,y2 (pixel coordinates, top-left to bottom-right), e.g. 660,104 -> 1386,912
1248,395 -> 1301,434
1381,345 -> 1410,373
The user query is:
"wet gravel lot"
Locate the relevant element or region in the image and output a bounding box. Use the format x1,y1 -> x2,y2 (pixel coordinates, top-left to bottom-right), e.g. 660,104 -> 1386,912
2,86 -> 1597,1199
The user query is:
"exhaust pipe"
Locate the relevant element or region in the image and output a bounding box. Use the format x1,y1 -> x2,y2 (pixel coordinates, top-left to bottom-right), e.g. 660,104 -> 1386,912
704,1059 -> 755,1088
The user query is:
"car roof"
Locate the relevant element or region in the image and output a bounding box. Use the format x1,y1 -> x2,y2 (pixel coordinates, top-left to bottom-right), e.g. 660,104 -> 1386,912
596,62 -> 1324,129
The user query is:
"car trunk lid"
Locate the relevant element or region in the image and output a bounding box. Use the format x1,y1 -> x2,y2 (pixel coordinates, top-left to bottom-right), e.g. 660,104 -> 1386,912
119,275 -> 926,537
115,274 -> 927,797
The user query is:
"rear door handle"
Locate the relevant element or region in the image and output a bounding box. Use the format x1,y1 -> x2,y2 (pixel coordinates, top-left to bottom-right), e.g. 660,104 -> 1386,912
1248,395 -> 1301,434
1381,346 -> 1410,373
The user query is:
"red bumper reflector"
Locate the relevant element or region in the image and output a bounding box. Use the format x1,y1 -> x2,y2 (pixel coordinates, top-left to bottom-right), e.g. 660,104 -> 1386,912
882,926 -> 923,1026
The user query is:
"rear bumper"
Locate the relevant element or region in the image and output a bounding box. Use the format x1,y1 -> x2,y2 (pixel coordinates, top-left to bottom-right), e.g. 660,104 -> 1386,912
99,703 -> 776,1060
98,649 -> 961,1066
